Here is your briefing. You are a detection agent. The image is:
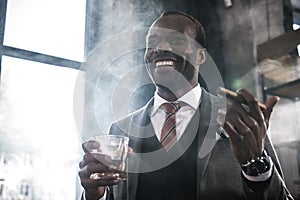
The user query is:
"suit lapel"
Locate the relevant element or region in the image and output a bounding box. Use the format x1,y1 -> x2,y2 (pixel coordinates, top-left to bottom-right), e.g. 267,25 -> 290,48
127,98 -> 155,200
196,90 -> 221,199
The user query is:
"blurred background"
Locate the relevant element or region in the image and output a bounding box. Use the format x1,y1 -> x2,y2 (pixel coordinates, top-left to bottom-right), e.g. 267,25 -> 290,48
0,0 -> 299,199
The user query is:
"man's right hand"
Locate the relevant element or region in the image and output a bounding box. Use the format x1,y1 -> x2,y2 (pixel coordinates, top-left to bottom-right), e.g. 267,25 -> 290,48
78,140 -> 121,200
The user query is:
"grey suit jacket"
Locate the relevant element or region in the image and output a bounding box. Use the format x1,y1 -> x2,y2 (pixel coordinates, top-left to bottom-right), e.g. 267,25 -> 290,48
105,89 -> 293,200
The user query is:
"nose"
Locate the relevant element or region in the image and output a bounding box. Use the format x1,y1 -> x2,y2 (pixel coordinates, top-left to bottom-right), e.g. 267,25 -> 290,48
154,40 -> 172,53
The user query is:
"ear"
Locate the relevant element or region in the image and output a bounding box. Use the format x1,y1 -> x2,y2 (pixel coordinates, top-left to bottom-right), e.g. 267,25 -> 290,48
196,49 -> 207,66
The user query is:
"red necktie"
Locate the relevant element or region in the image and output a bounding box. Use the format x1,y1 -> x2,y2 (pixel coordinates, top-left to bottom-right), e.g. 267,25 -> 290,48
160,102 -> 181,151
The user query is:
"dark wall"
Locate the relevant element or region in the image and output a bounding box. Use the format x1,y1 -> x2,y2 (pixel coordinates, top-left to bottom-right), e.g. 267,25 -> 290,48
85,0 -> 293,91
83,0 -> 293,135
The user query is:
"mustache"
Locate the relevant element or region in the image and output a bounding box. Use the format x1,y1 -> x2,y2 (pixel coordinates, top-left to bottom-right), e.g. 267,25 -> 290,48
149,51 -> 184,63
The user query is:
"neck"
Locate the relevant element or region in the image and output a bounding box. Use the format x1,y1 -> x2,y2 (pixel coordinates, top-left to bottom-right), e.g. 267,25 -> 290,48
157,82 -> 198,102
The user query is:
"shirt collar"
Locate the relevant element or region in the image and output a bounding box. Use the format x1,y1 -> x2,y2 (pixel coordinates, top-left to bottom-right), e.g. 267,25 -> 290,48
151,84 -> 202,116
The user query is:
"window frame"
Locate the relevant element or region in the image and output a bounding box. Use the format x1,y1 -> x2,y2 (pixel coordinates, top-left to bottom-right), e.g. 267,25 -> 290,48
0,0 -> 83,79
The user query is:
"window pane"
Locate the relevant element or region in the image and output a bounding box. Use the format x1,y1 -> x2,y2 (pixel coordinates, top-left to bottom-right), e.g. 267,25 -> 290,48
4,0 -> 86,61
0,56 -> 85,199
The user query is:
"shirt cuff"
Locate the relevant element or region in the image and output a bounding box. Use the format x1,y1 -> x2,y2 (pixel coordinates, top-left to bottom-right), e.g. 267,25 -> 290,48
242,156 -> 274,182
83,187 -> 107,200
99,189 -> 107,200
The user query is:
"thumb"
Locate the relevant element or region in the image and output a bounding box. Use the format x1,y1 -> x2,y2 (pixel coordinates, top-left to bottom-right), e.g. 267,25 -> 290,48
263,96 -> 279,128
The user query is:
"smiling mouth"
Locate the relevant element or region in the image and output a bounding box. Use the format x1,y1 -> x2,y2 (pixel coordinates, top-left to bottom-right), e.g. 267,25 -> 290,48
155,60 -> 175,67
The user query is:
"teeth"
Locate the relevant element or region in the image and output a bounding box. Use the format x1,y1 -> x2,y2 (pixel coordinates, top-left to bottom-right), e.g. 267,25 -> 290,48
156,61 -> 174,67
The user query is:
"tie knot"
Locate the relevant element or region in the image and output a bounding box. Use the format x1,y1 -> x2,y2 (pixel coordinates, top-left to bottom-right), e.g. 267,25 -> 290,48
161,102 -> 181,114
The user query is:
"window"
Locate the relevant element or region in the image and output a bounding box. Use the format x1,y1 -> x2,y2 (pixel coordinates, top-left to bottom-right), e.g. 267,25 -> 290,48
4,0 -> 85,61
0,0 -> 86,199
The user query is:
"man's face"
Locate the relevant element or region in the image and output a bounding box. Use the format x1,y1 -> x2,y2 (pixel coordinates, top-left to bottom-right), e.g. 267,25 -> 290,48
144,14 -> 203,93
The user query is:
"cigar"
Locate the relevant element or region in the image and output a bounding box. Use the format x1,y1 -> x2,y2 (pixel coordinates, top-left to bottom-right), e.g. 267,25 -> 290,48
218,87 -> 266,110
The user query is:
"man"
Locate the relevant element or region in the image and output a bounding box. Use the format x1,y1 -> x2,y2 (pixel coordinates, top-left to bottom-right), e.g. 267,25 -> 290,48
79,11 -> 293,200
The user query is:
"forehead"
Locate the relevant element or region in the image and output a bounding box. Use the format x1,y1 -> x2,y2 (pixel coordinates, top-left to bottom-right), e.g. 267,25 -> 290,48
148,14 -> 196,39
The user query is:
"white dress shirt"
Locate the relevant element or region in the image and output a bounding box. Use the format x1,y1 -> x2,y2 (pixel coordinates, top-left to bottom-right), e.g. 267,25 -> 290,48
150,84 -> 202,142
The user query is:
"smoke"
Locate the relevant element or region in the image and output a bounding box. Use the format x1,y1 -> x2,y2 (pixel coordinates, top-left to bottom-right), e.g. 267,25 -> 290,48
81,0 -> 164,139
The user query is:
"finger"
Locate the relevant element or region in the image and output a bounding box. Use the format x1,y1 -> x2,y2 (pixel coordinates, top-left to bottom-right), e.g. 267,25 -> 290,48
225,98 -> 258,149
225,97 -> 255,132
80,176 -> 121,188
223,120 -> 240,142
263,96 -> 279,128
79,153 -> 112,169
231,101 -> 259,134
225,107 -> 259,154
227,98 -> 259,136
227,110 -> 254,137
235,90 -> 266,154
79,159 -> 86,169
236,90 -> 267,148
82,140 -> 100,153
232,103 -> 261,154
232,115 -> 261,156
224,120 -> 258,162
79,162 -> 111,178
237,89 -> 264,125
79,153 -> 103,169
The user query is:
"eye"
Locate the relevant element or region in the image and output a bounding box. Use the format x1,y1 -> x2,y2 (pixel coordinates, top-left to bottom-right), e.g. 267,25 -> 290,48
169,36 -> 186,45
